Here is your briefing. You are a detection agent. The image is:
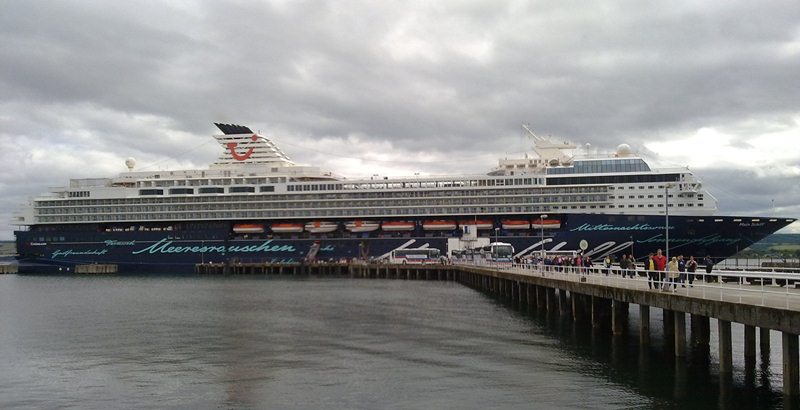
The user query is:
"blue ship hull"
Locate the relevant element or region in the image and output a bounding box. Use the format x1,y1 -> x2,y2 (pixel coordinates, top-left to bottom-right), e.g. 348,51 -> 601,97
14,214 -> 793,273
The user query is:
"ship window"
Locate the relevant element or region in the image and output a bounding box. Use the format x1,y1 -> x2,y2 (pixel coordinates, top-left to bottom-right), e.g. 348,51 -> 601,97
260,186 -> 275,192
139,189 -> 163,196
169,188 -> 194,195
230,186 -> 255,193
198,187 -> 224,194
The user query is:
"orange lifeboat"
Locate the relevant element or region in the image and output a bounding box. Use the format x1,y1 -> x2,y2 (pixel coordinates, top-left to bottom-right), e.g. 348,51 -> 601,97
232,223 -> 265,234
531,219 -> 561,229
381,221 -> 416,231
501,220 -> 530,230
270,223 -> 304,233
422,220 -> 457,231
457,220 -> 494,230
304,221 -> 338,233
345,220 -> 380,233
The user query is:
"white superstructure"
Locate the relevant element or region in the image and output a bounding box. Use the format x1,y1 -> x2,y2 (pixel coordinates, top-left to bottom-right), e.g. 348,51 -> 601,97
12,123 -> 718,228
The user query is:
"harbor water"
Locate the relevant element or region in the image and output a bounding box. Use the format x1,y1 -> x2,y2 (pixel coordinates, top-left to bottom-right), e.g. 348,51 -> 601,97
0,274 -> 791,409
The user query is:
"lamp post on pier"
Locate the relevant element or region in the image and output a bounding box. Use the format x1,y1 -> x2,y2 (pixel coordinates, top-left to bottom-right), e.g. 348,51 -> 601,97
629,235 -> 634,263
665,183 -> 673,262
540,214 -> 548,260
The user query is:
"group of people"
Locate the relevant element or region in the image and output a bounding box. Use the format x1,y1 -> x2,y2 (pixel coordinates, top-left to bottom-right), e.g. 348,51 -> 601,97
603,254 -> 637,278
642,249 -> 714,292
517,254 -> 595,273
518,251 -> 714,289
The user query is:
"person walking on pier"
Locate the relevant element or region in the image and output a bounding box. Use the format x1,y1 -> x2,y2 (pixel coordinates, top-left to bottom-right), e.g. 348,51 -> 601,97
654,249 -> 667,289
619,254 -> 629,277
686,256 -> 698,287
627,254 -> 636,278
677,255 -> 686,287
665,257 -> 680,292
646,253 -> 658,289
703,255 -> 714,282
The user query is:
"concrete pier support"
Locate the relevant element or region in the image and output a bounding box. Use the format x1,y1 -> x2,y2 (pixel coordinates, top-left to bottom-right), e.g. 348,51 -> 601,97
639,305 -> 650,345
761,327 -> 771,354
537,286 -> 546,310
558,289 -> 569,315
674,312 -> 686,357
663,310 -> 675,340
719,320 -> 733,375
783,332 -> 799,397
691,314 -> 710,346
546,288 -> 556,313
572,293 -> 587,322
612,299 -> 626,335
744,325 -> 757,361
591,296 -> 610,328
526,284 -> 534,307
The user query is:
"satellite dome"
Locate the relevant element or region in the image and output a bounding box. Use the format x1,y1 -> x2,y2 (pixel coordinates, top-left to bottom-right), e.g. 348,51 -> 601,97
125,157 -> 136,171
616,144 -> 632,157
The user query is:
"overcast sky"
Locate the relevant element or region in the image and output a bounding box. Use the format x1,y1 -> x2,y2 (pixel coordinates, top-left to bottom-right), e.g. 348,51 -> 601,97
1,0 -> 799,239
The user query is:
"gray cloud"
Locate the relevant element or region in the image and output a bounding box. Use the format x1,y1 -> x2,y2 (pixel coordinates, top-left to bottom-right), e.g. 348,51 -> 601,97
1,0 -> 799,238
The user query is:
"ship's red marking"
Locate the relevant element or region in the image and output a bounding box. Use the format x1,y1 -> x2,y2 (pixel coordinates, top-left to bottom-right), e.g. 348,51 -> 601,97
226,135 -> 259,161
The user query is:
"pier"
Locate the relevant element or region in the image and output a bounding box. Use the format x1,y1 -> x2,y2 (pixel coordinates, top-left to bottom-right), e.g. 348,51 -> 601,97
452,263 -> 800,397
196,260 -> 800,399
0,264 -> 18,274
73,264 -> 118,274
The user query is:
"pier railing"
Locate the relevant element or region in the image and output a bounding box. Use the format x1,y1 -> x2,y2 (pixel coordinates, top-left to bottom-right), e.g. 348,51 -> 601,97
454,261 -> 800,311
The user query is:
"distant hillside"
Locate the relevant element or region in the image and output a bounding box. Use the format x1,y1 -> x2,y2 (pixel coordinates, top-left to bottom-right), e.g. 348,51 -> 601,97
755,233 -> 800,245
742,233 -> 800,257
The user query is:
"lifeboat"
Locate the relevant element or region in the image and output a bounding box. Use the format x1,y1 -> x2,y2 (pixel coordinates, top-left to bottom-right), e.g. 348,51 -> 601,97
422,220 -> 457,231
531,219 -> 561,229
233,223 -> 265,234
345,220 -> 380,233
457,220 -> 494,230
270,223 -> 304,233
381,221 -> 416,231
305,221 -> 339,233
501,220 -> 530,230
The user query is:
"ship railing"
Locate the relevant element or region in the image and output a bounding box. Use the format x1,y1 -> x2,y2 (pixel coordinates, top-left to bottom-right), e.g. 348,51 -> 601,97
454,261 -> 800,311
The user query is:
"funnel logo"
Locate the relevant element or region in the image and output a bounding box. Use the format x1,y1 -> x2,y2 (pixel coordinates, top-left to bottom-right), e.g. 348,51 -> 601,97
226,135 -> 258,161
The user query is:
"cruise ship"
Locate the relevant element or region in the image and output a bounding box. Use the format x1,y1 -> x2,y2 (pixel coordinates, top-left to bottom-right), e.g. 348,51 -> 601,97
12,123 -> 795,273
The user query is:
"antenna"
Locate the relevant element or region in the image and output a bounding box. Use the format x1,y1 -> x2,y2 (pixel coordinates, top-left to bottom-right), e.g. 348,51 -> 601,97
522,123 -> 545,142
